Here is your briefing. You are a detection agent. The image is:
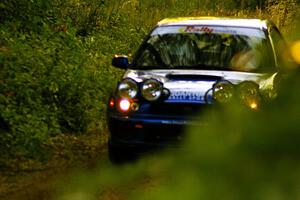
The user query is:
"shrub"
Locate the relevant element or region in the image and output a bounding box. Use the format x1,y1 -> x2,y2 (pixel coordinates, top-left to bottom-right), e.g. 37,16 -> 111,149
0,27 -> 104,159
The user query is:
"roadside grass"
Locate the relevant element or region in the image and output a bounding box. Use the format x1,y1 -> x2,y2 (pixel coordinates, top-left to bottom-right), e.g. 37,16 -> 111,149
0,130 -> 107,172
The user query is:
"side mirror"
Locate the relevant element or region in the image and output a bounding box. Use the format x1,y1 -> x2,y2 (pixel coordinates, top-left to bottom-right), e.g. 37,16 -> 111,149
112,55 -> 129,69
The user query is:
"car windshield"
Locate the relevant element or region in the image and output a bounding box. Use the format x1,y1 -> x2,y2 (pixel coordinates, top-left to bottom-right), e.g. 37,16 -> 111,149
132,25 -> 275,72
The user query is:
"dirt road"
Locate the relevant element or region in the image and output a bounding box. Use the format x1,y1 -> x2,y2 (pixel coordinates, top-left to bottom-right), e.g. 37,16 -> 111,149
0,132 -> 108,200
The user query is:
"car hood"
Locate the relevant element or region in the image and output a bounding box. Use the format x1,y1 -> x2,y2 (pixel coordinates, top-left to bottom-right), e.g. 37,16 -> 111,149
123,69 -> 275,104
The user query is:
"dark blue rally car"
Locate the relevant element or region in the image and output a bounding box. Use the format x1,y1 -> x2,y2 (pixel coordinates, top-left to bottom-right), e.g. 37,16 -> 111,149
107,17 -> 283,161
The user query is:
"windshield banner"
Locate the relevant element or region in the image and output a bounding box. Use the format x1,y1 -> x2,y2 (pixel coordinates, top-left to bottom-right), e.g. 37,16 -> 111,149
151,25 -> 266,38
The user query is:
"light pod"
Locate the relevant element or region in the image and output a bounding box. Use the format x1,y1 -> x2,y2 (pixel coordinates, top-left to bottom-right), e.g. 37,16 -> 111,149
213,80 -> 234,103
141,79 -> 163,101
237,81 -> 260,110
117,78 -> 138,99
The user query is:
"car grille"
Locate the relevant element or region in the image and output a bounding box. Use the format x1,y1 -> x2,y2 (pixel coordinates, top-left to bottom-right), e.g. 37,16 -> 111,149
149,103 -> 209,117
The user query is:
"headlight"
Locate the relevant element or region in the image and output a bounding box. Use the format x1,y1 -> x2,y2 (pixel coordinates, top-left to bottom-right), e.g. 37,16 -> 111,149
117,78 -> 138,99
213,80 -> 234,103
237,81 -> 260,110
141,79 -> 163,101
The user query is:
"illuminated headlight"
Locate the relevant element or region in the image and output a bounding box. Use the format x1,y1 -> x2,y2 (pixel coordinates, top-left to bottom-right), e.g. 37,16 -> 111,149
119,98 -> 131,112
237,81 -> 260,110
141,79 -> 163,101
118,99 -> 140,112
213,81 -> 234,103
117,78 -> 138,99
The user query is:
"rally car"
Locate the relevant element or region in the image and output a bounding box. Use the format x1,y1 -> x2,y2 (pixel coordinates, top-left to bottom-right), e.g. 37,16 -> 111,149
107,17 -> 283,162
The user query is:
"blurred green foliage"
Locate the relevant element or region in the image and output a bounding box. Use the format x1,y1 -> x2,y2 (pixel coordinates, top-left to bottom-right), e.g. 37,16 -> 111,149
0,0 -> 299,169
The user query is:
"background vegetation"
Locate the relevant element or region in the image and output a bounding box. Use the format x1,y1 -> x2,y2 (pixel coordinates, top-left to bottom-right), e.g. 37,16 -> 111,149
0,1 -> 300,196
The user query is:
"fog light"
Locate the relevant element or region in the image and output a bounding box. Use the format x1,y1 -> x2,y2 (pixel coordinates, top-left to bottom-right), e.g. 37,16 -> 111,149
119,99 -> 131,112
131,102 -> 140,112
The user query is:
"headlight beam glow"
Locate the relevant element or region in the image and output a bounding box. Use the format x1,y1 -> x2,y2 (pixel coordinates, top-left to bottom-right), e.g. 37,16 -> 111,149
119,99 -> 131,112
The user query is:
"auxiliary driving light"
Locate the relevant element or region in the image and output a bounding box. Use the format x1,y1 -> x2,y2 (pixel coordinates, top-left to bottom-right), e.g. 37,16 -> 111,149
117,78 -> 138,99
237,81 -> 261,110
237,81 -> 260,101
130,102 -> 140,112
213,80 -> 234,103
141,79 -> 163,101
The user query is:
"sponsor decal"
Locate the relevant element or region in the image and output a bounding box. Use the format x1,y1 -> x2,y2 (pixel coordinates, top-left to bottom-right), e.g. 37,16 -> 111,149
168,91 -> 205,102
182,26 -> 214,34
152,26 -> 265,38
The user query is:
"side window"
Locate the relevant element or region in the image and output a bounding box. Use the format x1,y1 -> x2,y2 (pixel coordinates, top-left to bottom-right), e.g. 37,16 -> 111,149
269,27 -> 286,67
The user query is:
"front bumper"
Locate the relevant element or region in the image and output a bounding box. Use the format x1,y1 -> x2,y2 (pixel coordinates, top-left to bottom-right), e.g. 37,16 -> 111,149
108,113 -> 209,149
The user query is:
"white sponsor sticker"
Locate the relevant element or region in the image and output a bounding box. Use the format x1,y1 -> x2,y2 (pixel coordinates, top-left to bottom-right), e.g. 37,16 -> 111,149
168,91 -> 205,102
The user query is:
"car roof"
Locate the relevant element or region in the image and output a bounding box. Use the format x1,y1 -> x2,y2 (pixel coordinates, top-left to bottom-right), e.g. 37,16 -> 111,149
157,17 -> 270,30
